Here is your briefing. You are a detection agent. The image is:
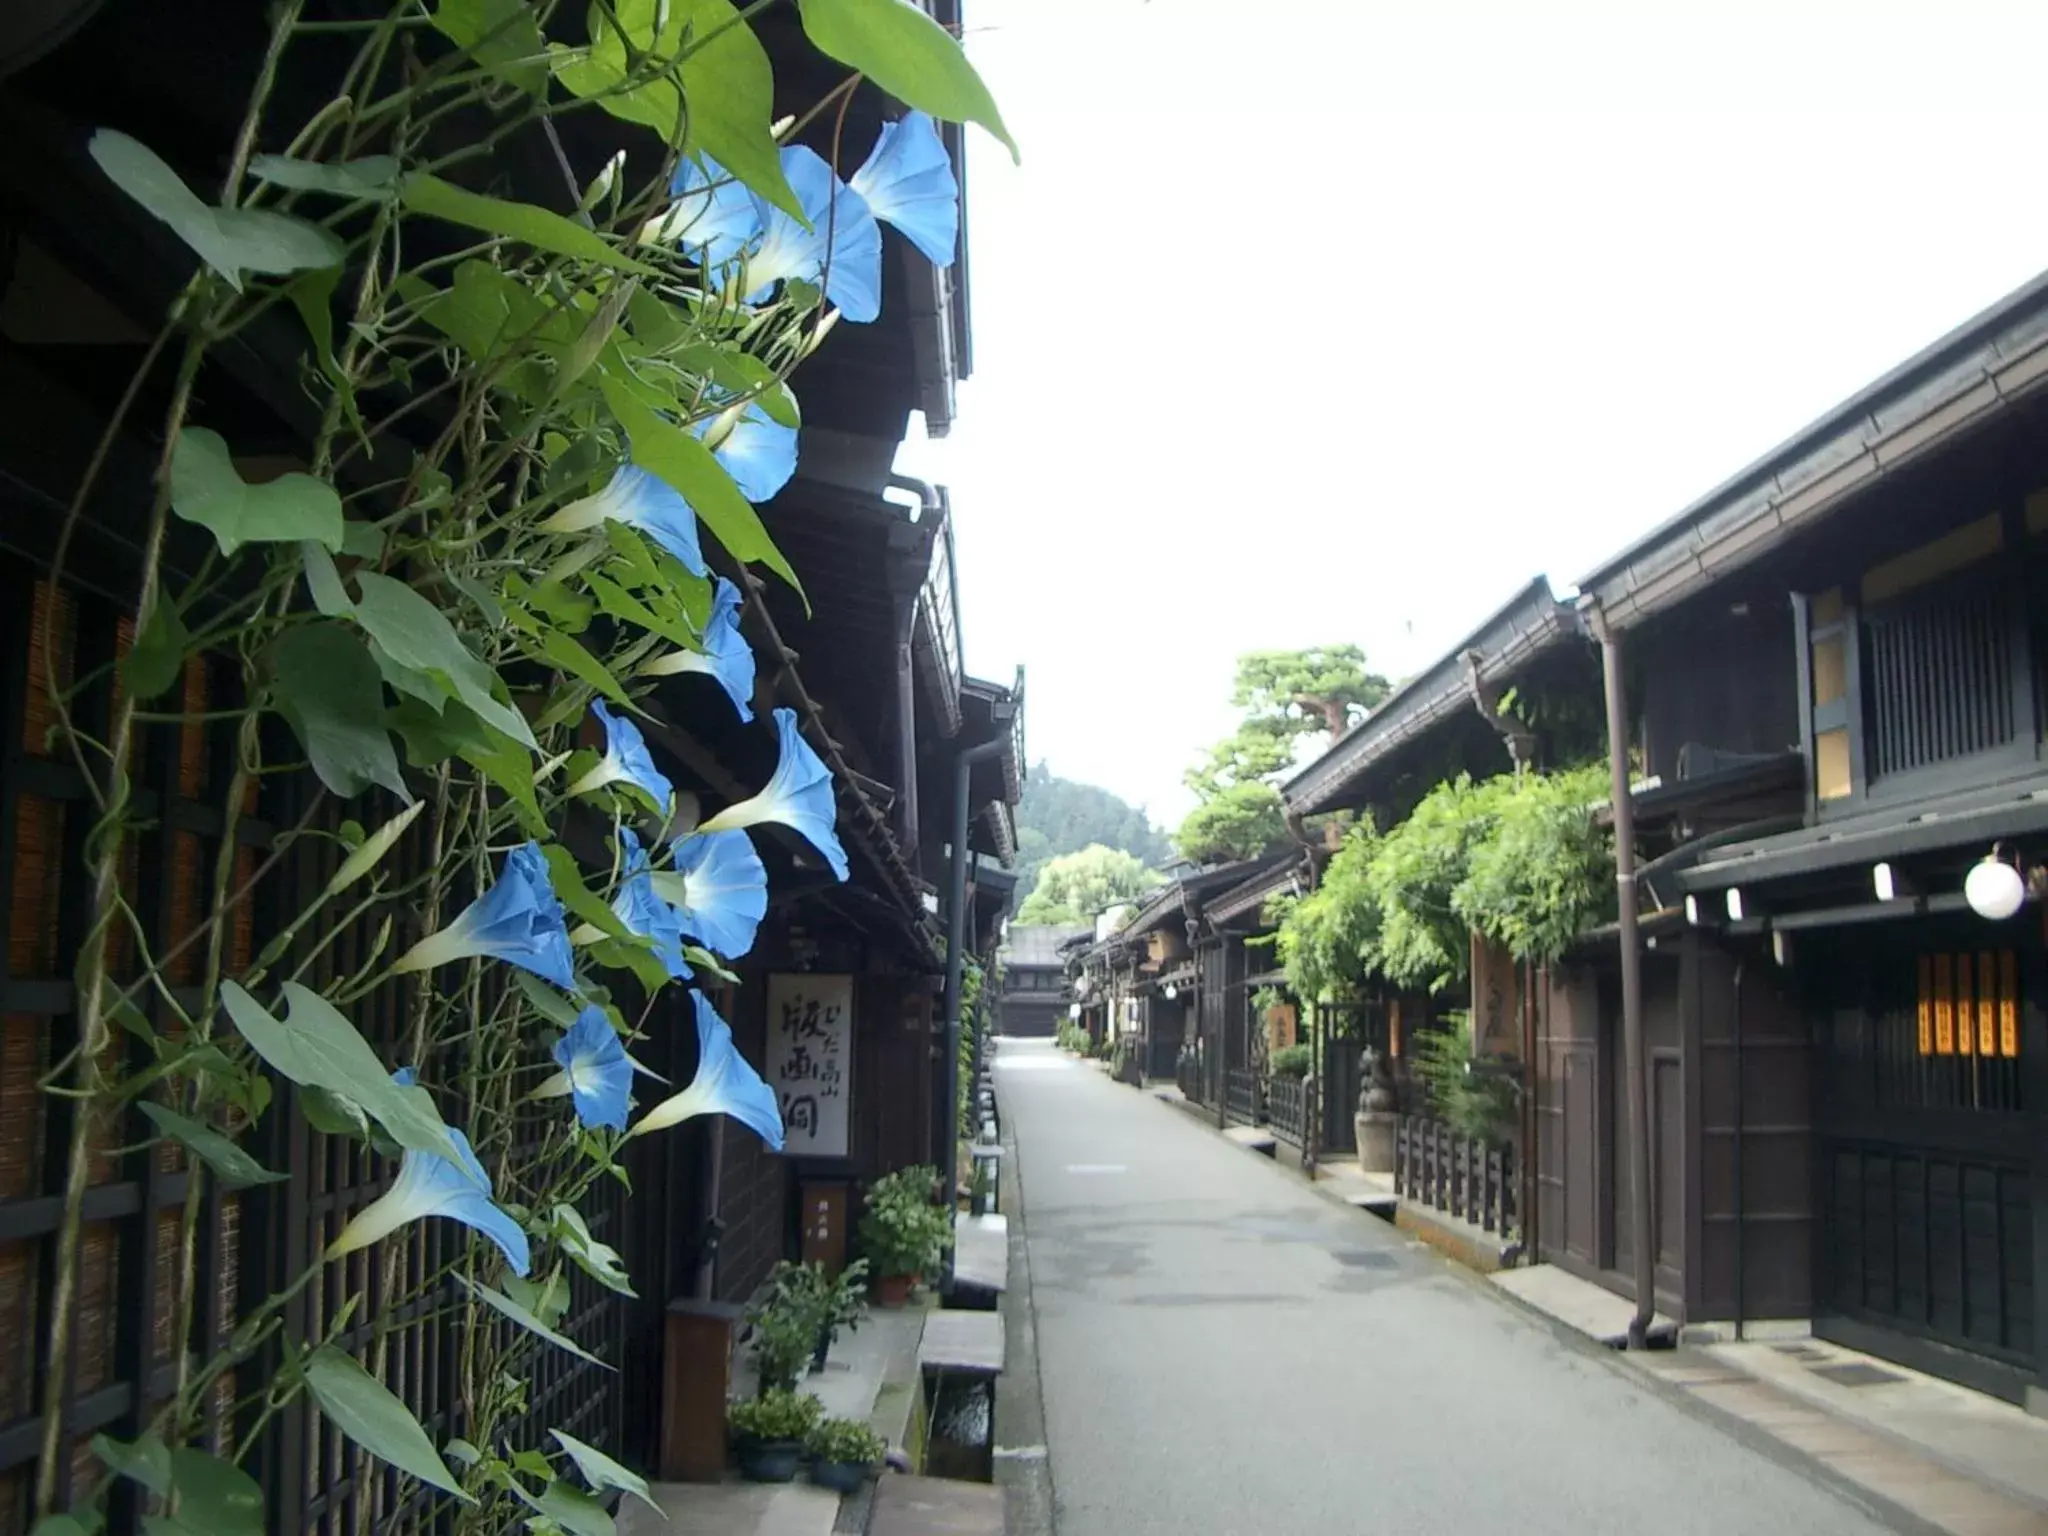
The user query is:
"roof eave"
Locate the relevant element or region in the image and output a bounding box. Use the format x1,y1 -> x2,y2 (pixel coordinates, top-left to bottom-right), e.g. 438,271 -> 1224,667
1579,269 -> 2048,627
1283,578 -> 1576,816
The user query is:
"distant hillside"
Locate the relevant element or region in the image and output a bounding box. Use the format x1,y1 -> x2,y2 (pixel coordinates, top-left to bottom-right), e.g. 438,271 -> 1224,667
1012,762 -> 1173,912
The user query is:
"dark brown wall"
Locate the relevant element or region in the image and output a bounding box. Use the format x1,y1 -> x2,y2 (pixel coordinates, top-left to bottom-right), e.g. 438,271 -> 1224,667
716,981 -> 789,1303
1536,946 -> 1688,1320
1608,952 -> 1686,1313
858,978 -> 933,1182
1636,598 -> 1801,783
1001,995 -> 1064,1038
1688,941 -> 1813,1324
1536,964 -> 1605,1275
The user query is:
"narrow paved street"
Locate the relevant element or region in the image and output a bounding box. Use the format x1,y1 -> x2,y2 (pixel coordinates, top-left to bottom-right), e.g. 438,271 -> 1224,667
996,1039 -> 1907,1536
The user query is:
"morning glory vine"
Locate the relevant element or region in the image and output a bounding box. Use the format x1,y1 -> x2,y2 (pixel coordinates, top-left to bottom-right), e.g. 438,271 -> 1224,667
28,2 -> 1011,1533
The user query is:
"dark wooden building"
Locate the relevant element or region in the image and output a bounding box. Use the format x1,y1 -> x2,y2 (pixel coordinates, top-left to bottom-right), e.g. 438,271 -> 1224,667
1280,581 -> 1592,1151
1573,268 -> 2048,1402
996,926 -> 1087,1039
0,1 -> 1019,1529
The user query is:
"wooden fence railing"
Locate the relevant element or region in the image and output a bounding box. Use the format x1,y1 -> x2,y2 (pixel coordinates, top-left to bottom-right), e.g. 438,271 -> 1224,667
1267,1074 -> 1308,1144
1395,1115 -> 1517,1240
1224,1068 -> 1260,1126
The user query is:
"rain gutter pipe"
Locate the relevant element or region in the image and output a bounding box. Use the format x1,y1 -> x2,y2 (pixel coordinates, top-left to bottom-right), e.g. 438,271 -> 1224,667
887,473 -> 945,858
1584,596 -> 1657,1350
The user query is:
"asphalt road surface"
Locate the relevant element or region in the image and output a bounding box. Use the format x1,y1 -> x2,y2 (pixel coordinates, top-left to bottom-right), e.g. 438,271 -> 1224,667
995,1038 -> 1908,1536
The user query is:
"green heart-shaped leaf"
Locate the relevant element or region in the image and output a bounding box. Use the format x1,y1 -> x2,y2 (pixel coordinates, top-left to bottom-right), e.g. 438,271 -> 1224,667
89,130 -> 347,290
796,0 -> 1015,158
550,1429 -> 656,1511
272,621 -> 409,802
220,982 -> 462,1166
302,1346 -> 472,1502
169,428 -> 344,556
352,573 -> 537,748
121,596 -> 189,702
401,173 -> 658,277
137,1102 -> 286,1188
458,1276 -> 610,1368
248,154 -> 399,197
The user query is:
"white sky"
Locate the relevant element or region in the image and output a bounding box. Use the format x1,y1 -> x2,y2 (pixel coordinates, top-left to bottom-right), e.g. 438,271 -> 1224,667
894,0 -> 2048,827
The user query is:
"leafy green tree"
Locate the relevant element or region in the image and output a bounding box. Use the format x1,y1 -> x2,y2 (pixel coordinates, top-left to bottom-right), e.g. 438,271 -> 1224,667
1011,762 -> 1171,912
1174,782 -> 1288,865
1451,762 -> 1613,964
1274,822 -> 1382,1004
1016,844 -> 1160,926
1274,764 -> 1614,999
1175,646 -> 1391,864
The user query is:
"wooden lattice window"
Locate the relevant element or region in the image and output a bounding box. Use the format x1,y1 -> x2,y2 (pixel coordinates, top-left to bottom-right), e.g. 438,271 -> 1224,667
0,566 -> 274,1533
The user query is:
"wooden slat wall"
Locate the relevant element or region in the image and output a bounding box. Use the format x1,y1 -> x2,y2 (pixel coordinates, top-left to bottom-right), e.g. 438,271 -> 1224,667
0,554 -> 645,1535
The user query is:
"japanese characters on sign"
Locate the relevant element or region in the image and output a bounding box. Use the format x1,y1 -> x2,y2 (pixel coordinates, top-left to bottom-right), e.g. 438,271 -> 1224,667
767,973 -> 853,1156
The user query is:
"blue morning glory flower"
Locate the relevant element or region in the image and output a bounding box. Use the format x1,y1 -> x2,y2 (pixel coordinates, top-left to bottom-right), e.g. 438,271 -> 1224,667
850,112 -> 958,269
329,1081 -> 531,1274
568,700 -> 675,812
667,828 -> 768,959
665,155 -> 762,267
700,407 -> 798,505
630,991 -> 784,1148
538,1006 -> 634,1132
541,463 -> 706,577
642,577 -> 756,721
696,707 -> 850,881
612,829 -> 691,980
743,146 -> 882,325
393,840 -> 575,988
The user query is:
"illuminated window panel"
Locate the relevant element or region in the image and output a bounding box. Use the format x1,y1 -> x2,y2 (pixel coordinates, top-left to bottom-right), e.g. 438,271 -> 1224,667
1815,728 -> 1853,801
1812,636 -> 1847,708
1917,956 -> 1933,1054
1956,954 -> 1976,1056
1934,954 -> 1955,1054
2001,950 -> 2021,1058
1977,951 -> 1998,1056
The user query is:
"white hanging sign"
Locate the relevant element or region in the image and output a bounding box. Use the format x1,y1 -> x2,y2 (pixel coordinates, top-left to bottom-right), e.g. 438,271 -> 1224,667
767,973 -> 853,1157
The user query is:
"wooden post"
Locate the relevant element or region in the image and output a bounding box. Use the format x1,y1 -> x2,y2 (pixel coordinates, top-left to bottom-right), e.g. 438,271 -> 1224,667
661,1300 -> 744,1482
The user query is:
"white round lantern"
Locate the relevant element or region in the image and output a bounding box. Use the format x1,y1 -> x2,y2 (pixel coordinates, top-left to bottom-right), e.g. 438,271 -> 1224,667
1965,856 -> 2026,922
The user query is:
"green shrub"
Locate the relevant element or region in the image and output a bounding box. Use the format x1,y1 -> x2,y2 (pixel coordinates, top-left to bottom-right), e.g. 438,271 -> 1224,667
749,1259 -> 872,1391
1411,1013 -> 1517,1143
745,1283 -> 818,1396
859,1166 -> 950,1278
805,1417 -> 886,1466
729,1388 -> 823,1443
1268,1044 -> 1313,1079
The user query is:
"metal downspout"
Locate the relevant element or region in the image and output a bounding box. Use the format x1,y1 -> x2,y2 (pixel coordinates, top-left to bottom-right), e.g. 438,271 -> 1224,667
1732,959 -> 1747,1341
886,474 -> 944,859
1521,959 -> 1539,1263
1589,600 -> 1657,1349
941,736 -> 1008,1286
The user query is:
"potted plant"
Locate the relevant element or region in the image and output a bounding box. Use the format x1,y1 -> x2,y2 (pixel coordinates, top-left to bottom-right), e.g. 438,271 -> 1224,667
728,1388 -> 824,1483
747,1263 -> 824,1396
859,1166 -> 950,1307
812,1259 -> 870,1373
805,1417 -> 887,1494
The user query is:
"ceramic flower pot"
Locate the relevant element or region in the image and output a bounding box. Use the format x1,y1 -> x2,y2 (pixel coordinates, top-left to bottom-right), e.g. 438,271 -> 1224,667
809,1458 -> 873,1494
735,1437 -> 804,1483
871,1273 -> 914,1309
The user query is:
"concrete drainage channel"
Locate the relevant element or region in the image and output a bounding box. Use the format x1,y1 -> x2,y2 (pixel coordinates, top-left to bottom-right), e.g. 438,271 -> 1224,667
858,1066 -> 1010,1535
